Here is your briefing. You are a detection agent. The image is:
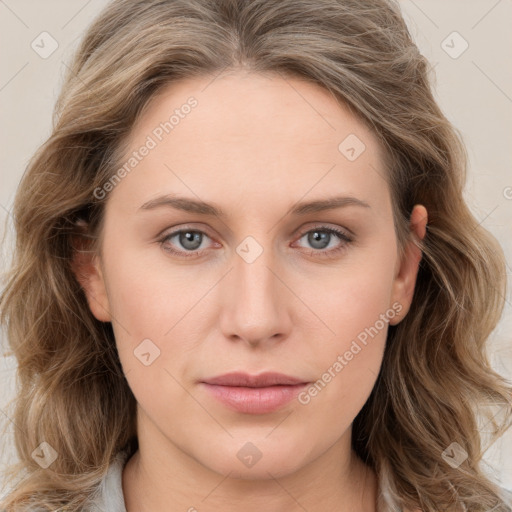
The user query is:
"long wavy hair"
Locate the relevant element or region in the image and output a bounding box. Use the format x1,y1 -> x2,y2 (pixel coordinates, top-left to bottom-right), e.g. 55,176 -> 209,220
1,0 -> 511,510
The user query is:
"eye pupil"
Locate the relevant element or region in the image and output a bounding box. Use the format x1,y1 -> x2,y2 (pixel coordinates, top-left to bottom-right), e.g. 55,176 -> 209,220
308,231 -> 330,249
180,231 -> 202,250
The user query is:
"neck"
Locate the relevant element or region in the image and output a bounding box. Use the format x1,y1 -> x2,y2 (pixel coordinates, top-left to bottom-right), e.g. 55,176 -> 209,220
122,424 -> 378,512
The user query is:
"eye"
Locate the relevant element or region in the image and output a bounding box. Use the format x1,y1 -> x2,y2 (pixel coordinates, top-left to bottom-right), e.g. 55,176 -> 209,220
293,225 -> 353,258
159,227 -> 215,257
157,224 -> 353,259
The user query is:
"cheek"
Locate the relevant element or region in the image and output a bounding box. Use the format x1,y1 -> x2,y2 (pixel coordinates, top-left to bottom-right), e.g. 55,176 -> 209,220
302,241 -> 397,342
296,302 -> 388,429
295,243 -> 397,412
100,228 -> 207,335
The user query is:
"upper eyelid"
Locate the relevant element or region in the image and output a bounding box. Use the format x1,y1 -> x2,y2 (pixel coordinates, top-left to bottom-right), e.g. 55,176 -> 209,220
160,222 -> 350,235
160,223 -> 352,246
296,224 -> 352,238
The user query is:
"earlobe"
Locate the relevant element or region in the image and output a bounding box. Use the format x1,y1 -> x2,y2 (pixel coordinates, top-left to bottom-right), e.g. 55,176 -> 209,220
389,204 -> 428,326
71,234 -> 112,323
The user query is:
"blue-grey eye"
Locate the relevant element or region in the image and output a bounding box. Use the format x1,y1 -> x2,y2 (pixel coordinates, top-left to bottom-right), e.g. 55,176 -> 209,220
176,231 -> 203,251
307,230 -> 332,250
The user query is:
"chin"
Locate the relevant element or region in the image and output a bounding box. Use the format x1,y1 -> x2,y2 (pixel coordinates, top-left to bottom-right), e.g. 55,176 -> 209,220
200,446 -> 310,480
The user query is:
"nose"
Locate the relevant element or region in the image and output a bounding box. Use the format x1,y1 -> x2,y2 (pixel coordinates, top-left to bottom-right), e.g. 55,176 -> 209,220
218,241 -> 292,348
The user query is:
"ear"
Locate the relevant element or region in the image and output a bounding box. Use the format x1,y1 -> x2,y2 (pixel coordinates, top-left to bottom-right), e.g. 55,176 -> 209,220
389,204 -> 428,326
70,225 -> 112,323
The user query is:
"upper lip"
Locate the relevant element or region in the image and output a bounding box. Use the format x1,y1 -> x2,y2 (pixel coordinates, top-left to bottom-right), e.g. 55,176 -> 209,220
202,372 -> 308,387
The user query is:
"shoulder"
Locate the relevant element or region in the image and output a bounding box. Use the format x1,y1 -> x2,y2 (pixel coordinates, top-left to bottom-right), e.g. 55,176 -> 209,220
0,451 -> 132,512
86,450 -> 131,512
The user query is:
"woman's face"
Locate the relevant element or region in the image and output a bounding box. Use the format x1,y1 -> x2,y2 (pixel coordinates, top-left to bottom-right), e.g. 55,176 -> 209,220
78,70 -> 426,479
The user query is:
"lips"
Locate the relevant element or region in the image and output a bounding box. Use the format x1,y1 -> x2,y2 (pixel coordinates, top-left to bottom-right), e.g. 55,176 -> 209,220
202,371 -> 307,387
200,372 -> 309,414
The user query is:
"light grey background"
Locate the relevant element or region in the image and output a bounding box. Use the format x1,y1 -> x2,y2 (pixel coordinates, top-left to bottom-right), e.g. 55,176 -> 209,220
1,0 -> 511,493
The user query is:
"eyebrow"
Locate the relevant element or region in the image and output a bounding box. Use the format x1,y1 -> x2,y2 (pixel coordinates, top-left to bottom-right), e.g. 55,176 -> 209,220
138,194 -> 371,217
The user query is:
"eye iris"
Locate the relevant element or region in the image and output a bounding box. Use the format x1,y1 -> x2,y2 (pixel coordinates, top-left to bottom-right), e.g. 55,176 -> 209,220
180,231 -> 202,250
308,230 -> 330,249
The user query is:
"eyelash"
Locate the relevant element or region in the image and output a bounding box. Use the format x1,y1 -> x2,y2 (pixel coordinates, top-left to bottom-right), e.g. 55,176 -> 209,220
158,225 -> 353,259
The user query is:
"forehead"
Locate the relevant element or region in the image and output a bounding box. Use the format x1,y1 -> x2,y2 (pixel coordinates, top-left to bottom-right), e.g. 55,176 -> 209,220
109,71 -> 391,219
132,70 -> 382,155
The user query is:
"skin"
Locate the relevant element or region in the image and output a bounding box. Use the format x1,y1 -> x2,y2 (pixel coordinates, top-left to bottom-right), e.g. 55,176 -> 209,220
74,70 -> 427,512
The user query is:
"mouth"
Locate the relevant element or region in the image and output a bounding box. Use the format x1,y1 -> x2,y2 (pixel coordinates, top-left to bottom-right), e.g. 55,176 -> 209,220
200,371 -> 310,414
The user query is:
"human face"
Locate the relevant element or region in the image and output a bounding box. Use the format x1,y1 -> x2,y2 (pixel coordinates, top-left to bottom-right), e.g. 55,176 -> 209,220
81,70 -> 424,481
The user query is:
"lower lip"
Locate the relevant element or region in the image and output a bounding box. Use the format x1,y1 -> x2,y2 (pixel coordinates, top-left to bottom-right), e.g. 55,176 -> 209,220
201,383 -> 309,414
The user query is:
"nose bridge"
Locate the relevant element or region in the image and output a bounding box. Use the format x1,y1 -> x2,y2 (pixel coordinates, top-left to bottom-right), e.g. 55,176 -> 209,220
219,234 -> 290,344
